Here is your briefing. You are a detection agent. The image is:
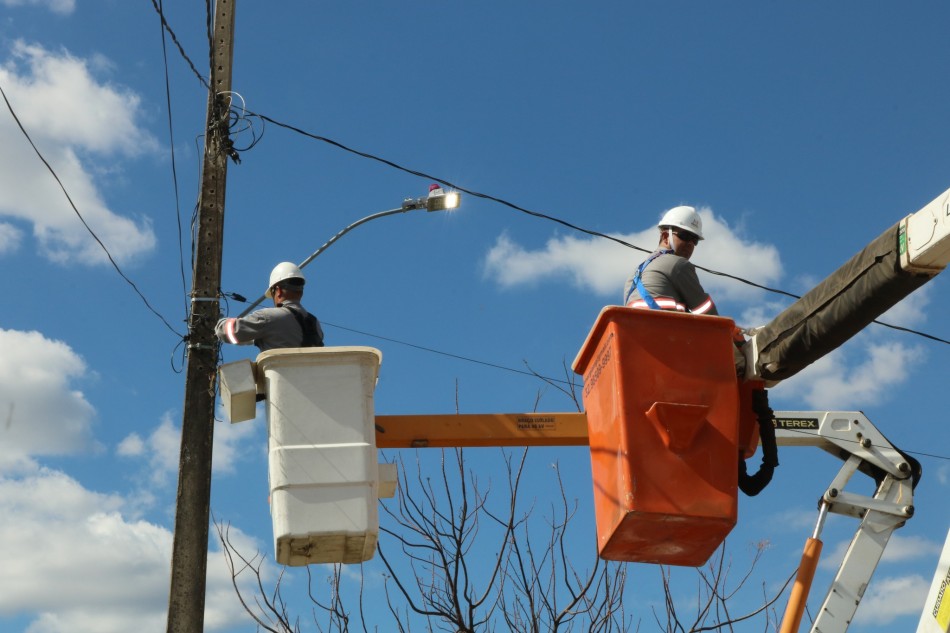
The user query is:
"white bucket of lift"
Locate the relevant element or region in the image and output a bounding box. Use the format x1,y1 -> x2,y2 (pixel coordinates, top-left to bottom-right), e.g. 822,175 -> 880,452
255,346 -> 383,566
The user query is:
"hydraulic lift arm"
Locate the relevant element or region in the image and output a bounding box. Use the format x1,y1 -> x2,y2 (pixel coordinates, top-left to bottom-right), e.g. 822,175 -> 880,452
375,408 -> 918,633
772,410 -> 916,633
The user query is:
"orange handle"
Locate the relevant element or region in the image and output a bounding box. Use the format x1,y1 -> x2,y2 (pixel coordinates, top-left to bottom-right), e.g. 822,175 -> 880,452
779,537 -> 824,633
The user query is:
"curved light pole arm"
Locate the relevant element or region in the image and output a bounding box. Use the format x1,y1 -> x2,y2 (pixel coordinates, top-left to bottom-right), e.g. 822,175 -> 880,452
237,206 -> 408,317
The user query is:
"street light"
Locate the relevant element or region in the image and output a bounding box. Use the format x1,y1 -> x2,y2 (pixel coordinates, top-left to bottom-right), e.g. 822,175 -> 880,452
238,184 -> 461,317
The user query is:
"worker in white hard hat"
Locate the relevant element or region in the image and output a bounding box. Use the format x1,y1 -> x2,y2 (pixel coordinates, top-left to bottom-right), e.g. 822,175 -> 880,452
215,262 -> 324,352
623,206 -> 718,315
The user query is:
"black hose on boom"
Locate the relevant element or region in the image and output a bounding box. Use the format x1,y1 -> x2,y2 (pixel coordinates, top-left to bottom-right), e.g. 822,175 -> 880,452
738,388 -> 779,496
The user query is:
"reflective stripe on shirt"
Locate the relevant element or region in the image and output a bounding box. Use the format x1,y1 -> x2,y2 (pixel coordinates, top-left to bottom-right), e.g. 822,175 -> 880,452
626,295 -> 715,314
626,297 -> 687,312
224,318 -> 240,344
691,296 -> 716,315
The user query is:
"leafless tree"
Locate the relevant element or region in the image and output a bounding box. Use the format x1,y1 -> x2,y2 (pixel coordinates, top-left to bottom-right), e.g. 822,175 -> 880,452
217,446 -> 790,632
651,540 -> 792,632
217,370 -> 791,631
374,446 -> 633,632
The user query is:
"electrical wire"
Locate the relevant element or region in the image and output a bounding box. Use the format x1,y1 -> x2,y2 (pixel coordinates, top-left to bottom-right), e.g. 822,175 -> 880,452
148,0 -> 210,91
221,91 -> 265,152
136,12 -> 949,348
139,3 -> 949,348
243,110 -> 950,347
321,320 -> 574,386
155,0 -> 191,326
0,80 -> 184,338
278,319 -> 950,464
319,322 -> 950,464
776,426 -> 950,464
205,0 -> 214,87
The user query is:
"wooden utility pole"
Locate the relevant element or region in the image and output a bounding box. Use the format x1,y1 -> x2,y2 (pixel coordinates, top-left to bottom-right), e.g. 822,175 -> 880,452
166,1 -> 236,632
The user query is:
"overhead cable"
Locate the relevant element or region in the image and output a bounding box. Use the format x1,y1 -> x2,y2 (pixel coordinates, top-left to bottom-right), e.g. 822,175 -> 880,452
0,80 -> 183,338
136,6 -> 948,347
321,324 -> 950,463
322,321 -> 574,386
246,110 -> 949,347
148,0 -> 211,90
154,0 -> 191,323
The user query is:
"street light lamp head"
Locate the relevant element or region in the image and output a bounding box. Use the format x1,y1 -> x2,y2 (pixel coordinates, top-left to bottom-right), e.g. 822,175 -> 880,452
427,190 -> 460,212
402,184 -> 462,212
425,184 -> 461,212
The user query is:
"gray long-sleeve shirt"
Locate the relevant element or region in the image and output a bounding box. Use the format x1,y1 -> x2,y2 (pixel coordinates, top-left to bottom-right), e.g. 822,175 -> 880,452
215,300 -> 324,351
623,252 -> 717,315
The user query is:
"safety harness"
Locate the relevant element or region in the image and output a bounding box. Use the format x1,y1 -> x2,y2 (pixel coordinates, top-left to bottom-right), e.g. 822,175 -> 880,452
283,305 -> 324,347
624,249 -> 672,308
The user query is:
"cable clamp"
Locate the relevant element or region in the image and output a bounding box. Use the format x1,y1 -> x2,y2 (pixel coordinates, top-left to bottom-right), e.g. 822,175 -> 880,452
191,296 -> 220,303
187,343 -> 218,351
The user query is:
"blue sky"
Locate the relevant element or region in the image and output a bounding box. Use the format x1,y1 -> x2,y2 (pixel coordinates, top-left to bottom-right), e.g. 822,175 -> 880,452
1,1 -> 949,631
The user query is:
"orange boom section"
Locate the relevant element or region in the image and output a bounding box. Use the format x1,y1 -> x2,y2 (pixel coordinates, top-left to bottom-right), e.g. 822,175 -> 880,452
573,307 -> 741,567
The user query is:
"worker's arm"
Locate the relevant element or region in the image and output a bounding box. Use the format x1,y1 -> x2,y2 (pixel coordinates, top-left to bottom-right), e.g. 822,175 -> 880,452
672,259 -> 718,315
215,310 -> 275,346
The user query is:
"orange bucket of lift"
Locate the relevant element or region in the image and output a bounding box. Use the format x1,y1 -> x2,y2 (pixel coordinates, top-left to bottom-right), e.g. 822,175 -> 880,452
572,306 -> 740,566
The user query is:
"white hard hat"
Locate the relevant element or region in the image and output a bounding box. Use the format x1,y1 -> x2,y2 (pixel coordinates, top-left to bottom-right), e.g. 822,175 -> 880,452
658,205 -> 704,240
265,262 -> 305,298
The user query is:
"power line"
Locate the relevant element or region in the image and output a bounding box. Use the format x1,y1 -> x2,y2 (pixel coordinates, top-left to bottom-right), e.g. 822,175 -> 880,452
133,6 -> 950,348
310,322 -> 950,464
0,80 -> 183,338
241,111 -> 950,347
154,0 -> 191,325
776,426 -> 950,464
322,320 -> 574,386
148,0 -> 211,91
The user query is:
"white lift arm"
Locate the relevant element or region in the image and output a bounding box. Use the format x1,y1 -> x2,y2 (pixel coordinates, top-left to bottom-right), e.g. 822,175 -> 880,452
772,410 -> 917,633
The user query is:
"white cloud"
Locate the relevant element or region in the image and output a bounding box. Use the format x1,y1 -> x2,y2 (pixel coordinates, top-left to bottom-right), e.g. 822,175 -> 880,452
879,534 -> 944,564
853,574 -> 930,626
482,206 -> 783,304
3,41 -> 154,155
116,433 -> 145,457
878,284 -> 932,329
0,221 -> 22,253
776,338 -> 924,410
937,464 -> 950,487
0,0 -> 74,14
0,328 -> 99,460
821,533 -> 943,571
118,411 -> 260,487
484,231 -> 634,296
0,324 -> 270,632
738,298 -> 792,331
0,462 -> 264,633
0,41 -> 157,265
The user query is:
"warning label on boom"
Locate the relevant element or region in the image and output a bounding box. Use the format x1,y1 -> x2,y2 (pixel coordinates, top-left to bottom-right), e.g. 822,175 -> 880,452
516,416 -> 557,431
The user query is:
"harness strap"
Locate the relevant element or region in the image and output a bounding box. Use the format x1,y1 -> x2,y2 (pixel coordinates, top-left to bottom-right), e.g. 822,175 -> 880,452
283,306 -> 324,347
625,249 -> 672,308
